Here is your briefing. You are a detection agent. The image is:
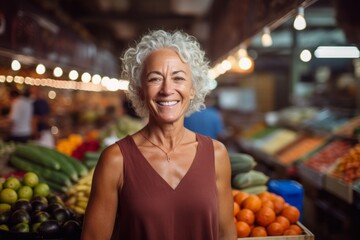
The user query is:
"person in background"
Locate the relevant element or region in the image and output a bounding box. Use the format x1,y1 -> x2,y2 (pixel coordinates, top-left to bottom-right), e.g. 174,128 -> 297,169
184,95 -> 226,140
5,88 -> 33,143
30,86 -> 54,148
81,30 -> 236,240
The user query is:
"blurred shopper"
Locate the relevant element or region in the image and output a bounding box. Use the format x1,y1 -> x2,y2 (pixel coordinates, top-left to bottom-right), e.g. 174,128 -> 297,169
30,86 -> 54,147
184,95 -> 226,140
5,89 -> 33,143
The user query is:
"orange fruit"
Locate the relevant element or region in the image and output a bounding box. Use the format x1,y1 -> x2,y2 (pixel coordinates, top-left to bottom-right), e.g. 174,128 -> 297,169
250,226 -> 267,237
234,192 -> 249,206
236,208 -> 255,225
275,215 -> 290,230
235,221 -> 251,237
241,195 -> 262,213
281,206 -> 300,224
284,228 -> 298,235
288,224 -> 302,235
232,189 -> 241,197
262,199 -> 274,210
258,191 -> 273,202
234,202 -> 240,216
272,195 -> 285,214
255,207 -> 276,227
267,222 -> 284,236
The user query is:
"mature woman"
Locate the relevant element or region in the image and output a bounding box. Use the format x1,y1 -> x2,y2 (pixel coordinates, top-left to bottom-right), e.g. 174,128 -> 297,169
81,30 -> 236,240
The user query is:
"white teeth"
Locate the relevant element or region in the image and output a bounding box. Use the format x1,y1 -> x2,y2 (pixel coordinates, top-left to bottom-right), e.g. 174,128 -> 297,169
158,101 -> 177,106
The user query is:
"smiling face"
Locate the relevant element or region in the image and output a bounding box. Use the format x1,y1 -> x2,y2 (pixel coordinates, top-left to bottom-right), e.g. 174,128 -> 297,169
141,48 -> 195,124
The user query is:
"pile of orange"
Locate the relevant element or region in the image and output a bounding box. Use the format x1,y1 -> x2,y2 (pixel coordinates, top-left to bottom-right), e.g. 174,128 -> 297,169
232,190 -> 302,238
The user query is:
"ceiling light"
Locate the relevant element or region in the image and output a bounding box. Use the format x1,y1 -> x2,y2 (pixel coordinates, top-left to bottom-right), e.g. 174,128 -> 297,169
300,49 -> 312,62
81,72 -> 91,83
261,27 -> 273,47
294,7 -> 306,31
11,60 -> 21,71
314,46 -> 360,58
36,64 -> 46,75
53,67 -> 63,77
92,74 -> 102,84
69,70 -> 79,80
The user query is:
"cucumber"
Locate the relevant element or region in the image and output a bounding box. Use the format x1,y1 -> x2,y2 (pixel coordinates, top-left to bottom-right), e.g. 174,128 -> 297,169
45,179 -> 69,193
13,144 -> 61,170
9,154 -> 72,187
232,170 -> 269,189
57,152 -> 89,177
229,153 -> 255,164
27,143 -> 79,181
230,153 -> 257,175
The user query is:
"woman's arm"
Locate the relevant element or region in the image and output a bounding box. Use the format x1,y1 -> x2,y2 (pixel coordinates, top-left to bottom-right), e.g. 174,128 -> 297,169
214,140 -> 237,240
81,143 -> 123,240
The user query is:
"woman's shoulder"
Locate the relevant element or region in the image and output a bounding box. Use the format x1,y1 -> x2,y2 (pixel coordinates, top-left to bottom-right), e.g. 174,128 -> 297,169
97,142 -> 124,168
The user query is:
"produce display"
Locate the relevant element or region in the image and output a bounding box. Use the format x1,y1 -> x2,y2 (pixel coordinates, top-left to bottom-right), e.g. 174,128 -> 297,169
334,115 -> 360,137
275,136 -> 325,165
0,172 -> 82,239
8,143 -> 89,193
330,144 -> 360,183
65,169 -> 94,215
302,109 -> 349,133
254,129 -> 298,155
230,153 -> 269,195
276,106 -> 319,126
232,190 -> 302,237
304,139 -> 354,173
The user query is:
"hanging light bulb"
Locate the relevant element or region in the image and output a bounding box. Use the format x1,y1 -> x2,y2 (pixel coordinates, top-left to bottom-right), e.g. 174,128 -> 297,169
294,7 -> 306,30
261,26 -> 273,47
237,47 -> 253,71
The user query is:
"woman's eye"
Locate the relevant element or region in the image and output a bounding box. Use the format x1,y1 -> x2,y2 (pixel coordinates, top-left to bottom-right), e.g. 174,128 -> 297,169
174,76 -> 185,81
148,77 -> 161,82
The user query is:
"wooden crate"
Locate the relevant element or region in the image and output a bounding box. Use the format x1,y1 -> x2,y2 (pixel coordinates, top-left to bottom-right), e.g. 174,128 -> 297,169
239,222 -> 315,240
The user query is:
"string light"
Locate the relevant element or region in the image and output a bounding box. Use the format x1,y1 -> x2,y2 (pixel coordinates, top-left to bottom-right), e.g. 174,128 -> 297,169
36,64 -> 46,75
261,27 -> 273,47
294,7 -> 306,30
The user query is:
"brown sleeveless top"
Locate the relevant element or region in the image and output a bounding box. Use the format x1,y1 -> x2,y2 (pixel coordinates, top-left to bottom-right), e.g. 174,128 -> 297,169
112,134 -> 219,240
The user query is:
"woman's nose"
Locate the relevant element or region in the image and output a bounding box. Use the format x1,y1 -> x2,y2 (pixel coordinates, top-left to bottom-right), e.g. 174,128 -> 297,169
160,78 -> 173,94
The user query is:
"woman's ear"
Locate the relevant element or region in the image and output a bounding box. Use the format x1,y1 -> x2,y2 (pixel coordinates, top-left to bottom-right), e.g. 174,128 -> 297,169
190,87 -> 195,100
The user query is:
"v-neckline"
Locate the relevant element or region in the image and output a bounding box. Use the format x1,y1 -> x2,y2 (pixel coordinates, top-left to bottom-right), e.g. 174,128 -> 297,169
129,134 -> 200,191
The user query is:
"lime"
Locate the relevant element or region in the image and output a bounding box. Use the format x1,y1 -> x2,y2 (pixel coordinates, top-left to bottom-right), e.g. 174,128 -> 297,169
11,222 -> 30,232
0,188 -> 18,204
3,177 -> 21,191
33,183 -> 50,197
17,186 -> 33,201
0,224 -> 9,231
22,172 -> 39,188
0,203 -> 11,213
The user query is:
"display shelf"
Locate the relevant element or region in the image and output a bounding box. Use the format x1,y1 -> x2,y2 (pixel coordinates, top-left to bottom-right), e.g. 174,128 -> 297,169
298,163 -> 325,189
324,174 -> 353,204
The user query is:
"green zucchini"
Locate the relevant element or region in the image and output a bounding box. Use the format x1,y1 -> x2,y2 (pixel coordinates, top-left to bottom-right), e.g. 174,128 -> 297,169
27,143 -> 79,181
13,144 -> 61,170
9,154 -> 72,187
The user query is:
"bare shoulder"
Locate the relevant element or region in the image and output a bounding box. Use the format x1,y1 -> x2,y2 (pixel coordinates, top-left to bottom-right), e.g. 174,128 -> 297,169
93,142 -> 124,188
211,138 -> 229,160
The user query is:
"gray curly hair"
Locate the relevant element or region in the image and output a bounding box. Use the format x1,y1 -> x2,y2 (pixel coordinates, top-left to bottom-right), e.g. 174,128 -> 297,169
121,29 -> 212,118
